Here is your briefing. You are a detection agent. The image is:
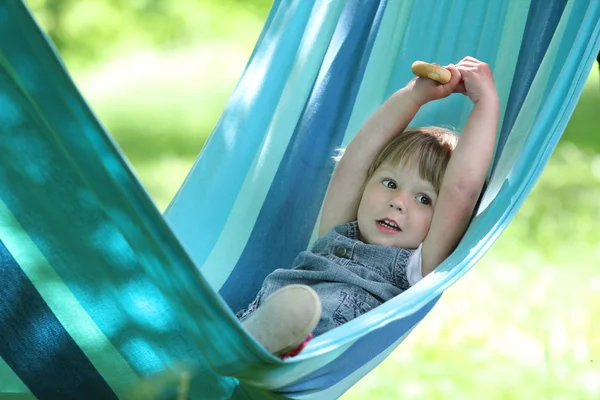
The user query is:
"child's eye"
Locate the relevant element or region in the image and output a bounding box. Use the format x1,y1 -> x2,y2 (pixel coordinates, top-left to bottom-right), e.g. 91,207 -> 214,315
382,179 -> 397,189
416,194 -> 431,205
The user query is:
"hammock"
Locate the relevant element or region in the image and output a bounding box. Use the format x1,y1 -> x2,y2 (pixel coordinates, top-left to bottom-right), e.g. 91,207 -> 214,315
1,0 -> 598,398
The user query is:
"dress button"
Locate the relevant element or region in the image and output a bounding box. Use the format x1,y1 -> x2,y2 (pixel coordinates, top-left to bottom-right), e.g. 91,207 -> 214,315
335,246 -> 347,257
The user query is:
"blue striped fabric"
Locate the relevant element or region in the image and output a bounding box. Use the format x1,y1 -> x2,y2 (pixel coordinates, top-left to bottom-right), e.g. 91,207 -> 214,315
221,0 -> 388,312
0,240 -> 117,399
165,0 -> 600,397
0,0 -> 599,398
281,296 -> 439,394
165,0 -> 321,271
493,0 -> 568,170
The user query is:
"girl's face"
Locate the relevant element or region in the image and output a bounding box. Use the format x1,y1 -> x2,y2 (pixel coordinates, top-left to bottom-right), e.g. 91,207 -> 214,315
357,161 -> 437,248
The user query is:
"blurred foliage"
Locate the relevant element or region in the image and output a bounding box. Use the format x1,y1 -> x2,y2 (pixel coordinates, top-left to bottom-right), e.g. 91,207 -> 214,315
498,143 -> 600,264
25,0 -> 272,70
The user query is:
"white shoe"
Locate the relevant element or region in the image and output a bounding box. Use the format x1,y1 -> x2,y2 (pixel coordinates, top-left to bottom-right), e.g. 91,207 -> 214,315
242,285 -> 321,356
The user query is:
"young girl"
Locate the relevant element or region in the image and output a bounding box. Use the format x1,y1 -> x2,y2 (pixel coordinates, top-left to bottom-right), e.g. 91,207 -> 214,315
237,56 -> 499,357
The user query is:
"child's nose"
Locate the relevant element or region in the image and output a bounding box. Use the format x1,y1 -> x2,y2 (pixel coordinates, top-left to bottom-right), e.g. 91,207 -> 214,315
388,194 -> 406,213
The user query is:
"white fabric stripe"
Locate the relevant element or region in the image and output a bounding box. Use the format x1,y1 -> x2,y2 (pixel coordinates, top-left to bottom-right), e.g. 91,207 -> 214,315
201,0 -> 347,290
0,201 -> 140,397
406,243 -> 423,286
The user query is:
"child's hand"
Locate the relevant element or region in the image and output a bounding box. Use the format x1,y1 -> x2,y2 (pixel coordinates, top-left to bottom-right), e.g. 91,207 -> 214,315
404,64 -> 462,106
454,57 -> 498,105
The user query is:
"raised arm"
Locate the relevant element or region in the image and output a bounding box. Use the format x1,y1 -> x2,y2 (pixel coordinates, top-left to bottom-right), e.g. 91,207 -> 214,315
319,67 -> 462,235
421,57 -> 499,276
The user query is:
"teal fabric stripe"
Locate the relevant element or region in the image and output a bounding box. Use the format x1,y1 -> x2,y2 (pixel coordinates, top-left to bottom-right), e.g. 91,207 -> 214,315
345,0 -> 522,154
1,1 -> 259,395
1,1 -> 168,262
342,0 -> 415,146
280,297 -> 438,395
406,1 -> 513,130
0,239 -> 118,398
485,0 -> 583,203
538,1 -> 597,102
494,0 -> 567,167
0,54 -> 208,389
432,0 -> 600,288
0,358 -> 34,398
496,0 -> 600,208
0,0 -> 598,398
220,0 -> 389,313
488,0 -> 531,152
0,201 -> 141,398
294,328 -> 414,399
164,0 -> 318,269
198,0 -> 346,291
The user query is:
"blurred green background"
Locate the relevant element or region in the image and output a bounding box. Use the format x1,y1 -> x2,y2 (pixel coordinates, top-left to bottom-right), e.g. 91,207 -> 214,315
27,0 -> 600,398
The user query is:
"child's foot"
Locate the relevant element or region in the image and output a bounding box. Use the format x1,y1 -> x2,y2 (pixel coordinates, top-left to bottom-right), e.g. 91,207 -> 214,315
242,284 -> 321,358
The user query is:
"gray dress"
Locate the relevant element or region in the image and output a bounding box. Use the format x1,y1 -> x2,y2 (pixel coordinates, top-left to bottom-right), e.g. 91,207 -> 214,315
237,221 -> 415,336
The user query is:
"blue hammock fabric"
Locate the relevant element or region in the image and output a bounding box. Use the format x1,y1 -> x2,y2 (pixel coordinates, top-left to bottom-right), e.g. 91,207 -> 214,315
0,0 -> 599,399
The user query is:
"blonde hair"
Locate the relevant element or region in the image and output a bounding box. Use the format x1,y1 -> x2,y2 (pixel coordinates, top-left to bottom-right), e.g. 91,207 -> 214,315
367,127 -> 458,193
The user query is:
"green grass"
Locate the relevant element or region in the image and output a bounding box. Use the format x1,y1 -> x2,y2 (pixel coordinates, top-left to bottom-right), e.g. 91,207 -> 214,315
79,43 -> 600,398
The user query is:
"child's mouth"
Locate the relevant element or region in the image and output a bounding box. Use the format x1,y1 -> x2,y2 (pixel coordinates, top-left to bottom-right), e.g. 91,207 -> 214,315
377,219 -> 401,232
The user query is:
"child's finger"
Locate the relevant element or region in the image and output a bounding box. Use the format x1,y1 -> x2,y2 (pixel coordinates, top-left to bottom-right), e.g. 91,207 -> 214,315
447,64 -> 465,88
458,56 -> 480,64
454,81 -> 467,94
444,65 -> 462,84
